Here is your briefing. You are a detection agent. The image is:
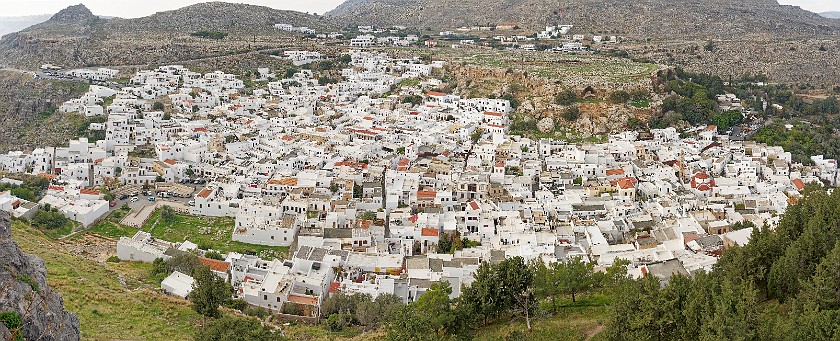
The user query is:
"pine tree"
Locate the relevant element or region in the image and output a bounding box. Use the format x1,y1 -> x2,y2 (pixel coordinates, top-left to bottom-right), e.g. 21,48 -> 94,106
190,266 -> 230,321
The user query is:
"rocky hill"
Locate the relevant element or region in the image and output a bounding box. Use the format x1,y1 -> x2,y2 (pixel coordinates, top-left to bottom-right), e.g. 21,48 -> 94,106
327,0 -> 840,37
0,212 -> 80,340
0,71 -> 90,153
0,2 -> 332,68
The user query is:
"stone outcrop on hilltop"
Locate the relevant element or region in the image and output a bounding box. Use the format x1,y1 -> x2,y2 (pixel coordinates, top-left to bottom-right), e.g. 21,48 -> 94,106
0,2 -> 333,69
0,211 -> 80,340
46,4 -> 98,23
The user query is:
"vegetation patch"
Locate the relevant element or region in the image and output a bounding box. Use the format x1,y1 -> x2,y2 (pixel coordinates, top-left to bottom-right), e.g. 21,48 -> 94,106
190,30 -> 228,40
142,208 -> 288,259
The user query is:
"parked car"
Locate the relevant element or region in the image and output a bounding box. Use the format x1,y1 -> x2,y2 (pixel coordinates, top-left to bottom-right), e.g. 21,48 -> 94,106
148,196 -> 156,201
119,194 -> 128,200
188,200 -> 195,206
130,197 -> 139,202
109,201 -> 117,207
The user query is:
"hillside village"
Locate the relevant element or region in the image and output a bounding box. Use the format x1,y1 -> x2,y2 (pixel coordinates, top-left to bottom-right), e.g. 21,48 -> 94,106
0,49 -> 836,320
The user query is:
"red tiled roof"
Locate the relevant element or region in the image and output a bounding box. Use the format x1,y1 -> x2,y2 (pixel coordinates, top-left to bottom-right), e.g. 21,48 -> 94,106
495,161 -> 505,167
468,201 -> 480,210
37,173 -> 57,179
193,127 -> 208,133
49,185 -> 64,191
694,172 -> 710,179
610,177 -> 638,190
483,111 -> 503,117
792,178 -> 805,191
196,188 -> 213,198
408,214 -> 419,223
163,159 -> 177,165
288,294 -> 319,306
199,257 -> 230,273
421,227 -> 439,237
79,189 -> 100,195
606,169 -> 625,176
417,190 -> 437,199
425,91 -> 446,97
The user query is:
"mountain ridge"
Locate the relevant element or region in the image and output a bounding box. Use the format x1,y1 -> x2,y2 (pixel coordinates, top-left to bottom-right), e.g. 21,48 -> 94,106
326,0 -> 840,37
0,2 -> 332,68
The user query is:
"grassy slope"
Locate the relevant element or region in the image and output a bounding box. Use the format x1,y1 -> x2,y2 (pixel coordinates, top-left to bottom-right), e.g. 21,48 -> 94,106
11,220 -> 202,340
88,208 -> 141,239
473,295 -> 610,341
10,217 -> 610,340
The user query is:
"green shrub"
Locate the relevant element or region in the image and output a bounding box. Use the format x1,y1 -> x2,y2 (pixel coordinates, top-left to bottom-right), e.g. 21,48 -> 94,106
107,256 -> 120,263
244,306 -> 269,318
17,274 -> 38,292
0,312 -> 23,341
326,313 -> 351,332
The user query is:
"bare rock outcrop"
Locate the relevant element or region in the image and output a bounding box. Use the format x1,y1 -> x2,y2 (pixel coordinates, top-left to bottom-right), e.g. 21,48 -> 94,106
0,212 -> 80,341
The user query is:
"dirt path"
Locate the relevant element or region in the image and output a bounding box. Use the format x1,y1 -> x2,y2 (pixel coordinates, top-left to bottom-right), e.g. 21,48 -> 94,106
585,325 -> 605,340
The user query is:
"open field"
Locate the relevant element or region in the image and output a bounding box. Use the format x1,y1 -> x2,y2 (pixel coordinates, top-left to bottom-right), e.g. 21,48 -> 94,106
473,294 -> 610,341
88,207 -> 141,239
89,207 -> 289,259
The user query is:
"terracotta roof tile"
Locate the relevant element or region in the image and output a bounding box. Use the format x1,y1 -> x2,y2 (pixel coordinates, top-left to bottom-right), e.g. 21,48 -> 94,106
199,257 -> 230,273
197,188 -> 213,198
421,227 -> 439,237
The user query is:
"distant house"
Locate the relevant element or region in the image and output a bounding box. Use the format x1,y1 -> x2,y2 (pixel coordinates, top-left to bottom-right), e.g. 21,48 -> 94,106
161,271 -> 195,299
496,22 -> 518,30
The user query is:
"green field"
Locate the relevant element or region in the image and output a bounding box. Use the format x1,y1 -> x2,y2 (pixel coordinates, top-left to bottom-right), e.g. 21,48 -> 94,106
88,208 -> 289,260
11,221 -> 203,340
142,209 -> 289,260
88,208 -> 140,239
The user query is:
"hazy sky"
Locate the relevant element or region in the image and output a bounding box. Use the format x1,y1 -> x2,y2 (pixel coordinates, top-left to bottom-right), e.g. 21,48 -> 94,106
1,0 -> 838,18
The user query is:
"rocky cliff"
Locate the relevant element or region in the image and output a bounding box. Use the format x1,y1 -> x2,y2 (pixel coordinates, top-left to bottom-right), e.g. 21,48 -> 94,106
0,212 -> 80,340
0,71 -> 90,153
